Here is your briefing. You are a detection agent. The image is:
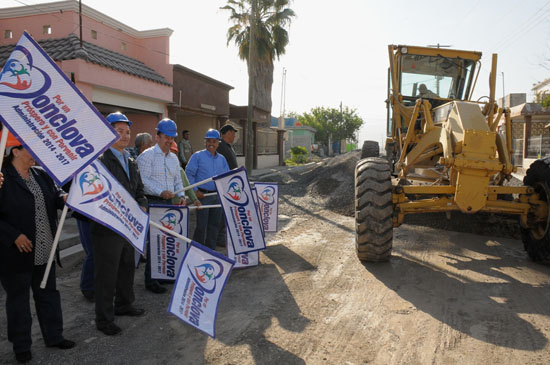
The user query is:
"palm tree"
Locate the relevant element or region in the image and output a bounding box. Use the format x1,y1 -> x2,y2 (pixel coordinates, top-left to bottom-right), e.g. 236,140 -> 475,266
222,0 -> 295,113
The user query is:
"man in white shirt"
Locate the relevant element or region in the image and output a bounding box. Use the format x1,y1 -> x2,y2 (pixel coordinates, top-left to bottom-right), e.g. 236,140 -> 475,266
137,118 -> 185,293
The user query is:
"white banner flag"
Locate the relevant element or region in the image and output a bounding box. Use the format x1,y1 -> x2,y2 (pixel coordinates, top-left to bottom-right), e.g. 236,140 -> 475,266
213,168 -> 266,254
149,205 -> 189,280
0,32 -> 118,186
255,182 -> 279,232
226,230 -> 259,268
66,161 -> 149,253
169,241 -> 235,338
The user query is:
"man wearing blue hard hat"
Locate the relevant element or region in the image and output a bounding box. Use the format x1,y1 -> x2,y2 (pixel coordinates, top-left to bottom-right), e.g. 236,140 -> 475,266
137,118 -> 186,294
92,112 -> 148,336
186,129 -> 229,250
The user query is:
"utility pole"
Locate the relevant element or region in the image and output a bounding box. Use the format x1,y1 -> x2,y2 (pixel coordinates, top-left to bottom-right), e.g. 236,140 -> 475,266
245,0 -> 257,173
278,67 -> 286,129
502,72 -> 506,108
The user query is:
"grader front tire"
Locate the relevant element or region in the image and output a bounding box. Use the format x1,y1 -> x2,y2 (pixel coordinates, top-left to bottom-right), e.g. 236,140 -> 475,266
354,157 -> 393,262
521,158 -> 550,264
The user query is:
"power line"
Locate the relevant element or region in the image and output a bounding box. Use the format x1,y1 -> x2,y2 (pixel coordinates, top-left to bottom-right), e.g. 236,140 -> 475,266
494,0 -> 550,51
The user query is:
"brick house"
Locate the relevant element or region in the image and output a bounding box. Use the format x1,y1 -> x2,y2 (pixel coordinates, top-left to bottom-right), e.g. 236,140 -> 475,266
0,0 -> 173,146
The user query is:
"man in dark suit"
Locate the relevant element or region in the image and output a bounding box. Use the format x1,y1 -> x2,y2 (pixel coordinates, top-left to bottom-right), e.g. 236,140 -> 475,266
91,112 -> 148,336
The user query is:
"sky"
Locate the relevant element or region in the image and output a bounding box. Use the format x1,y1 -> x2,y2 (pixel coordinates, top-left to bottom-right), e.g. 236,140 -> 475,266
4,0 -> 550,147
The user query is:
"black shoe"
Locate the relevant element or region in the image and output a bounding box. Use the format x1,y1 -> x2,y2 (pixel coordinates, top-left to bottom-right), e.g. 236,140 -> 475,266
97,322 -> 122,336
146,282 -> 167,294
114,307 -> 145,317
81,290 -> 95,302
48,339 -> 76,349
15,351 -> 32,363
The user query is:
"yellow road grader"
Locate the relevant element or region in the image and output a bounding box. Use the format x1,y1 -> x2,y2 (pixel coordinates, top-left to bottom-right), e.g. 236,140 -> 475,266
355,44 -> 550,264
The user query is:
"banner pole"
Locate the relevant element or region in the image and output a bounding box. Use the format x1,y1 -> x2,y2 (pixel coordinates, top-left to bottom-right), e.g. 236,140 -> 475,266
40,204 -> 69,289
173,177 -> 213,195
0,123 -> 9,171
150,221 -> 192,244
188,204 -> 221,210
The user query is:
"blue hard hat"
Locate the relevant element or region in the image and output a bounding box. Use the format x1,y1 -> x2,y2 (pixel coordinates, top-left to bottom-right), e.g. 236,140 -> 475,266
106,112 -> 132,126
204,129 -> 221,140
156,118 -> 178,137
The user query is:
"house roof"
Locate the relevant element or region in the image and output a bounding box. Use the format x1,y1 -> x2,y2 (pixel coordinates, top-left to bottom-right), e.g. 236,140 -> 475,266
286,125 -> 317,133
173,64 -> 233,90
532,78 -> 550,91
0,34 -> 171,86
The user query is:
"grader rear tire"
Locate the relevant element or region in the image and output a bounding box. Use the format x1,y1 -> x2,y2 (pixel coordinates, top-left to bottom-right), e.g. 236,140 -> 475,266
355,157 -> 393,262
361,140 -> 380,159
521,158 -> 550,264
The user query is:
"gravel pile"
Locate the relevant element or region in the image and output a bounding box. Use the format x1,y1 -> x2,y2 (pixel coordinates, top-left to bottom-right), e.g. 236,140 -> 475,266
254,152 -> 360,218
255,152 -> 524,239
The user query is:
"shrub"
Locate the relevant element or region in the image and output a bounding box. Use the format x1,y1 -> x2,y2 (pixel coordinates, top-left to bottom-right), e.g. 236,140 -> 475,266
289,146 -> 308,164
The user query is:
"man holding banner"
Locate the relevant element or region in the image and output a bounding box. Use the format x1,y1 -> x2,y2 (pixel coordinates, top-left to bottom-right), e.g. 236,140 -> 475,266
186,129 -> 229,250
137,118 -> 185,294
90,112 -> 148,336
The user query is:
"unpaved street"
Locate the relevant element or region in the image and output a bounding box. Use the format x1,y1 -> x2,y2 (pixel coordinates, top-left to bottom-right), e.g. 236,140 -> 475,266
1,154 -> 549,364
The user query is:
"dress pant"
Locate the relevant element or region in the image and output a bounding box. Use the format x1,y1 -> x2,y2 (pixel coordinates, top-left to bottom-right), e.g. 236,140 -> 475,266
76,218 -> 94,292
0,264 -> 64,353
92,233 -> 135,326
193,194 -> 222,250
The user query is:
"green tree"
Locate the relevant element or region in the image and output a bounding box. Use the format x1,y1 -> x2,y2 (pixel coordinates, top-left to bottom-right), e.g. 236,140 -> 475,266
221,0 -> 295,112
298,106 -> 364,147
536,93 -> 550,108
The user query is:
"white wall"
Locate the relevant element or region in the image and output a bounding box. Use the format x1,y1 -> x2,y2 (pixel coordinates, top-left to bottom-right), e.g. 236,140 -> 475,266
235,155 -> 280,170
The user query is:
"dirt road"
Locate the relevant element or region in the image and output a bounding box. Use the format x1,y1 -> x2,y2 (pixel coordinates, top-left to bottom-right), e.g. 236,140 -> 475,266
2,209 -> 549,364
1,154 -> 549,364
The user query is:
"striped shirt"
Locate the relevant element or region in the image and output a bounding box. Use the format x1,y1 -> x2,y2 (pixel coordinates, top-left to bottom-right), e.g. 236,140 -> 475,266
137,144 -> 184,197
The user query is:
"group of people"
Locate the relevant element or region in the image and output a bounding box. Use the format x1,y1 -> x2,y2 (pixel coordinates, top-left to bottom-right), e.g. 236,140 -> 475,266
0,115 -> 240,363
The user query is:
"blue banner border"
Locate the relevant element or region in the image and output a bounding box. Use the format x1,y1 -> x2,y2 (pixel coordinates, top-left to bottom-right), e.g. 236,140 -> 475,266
65,161 -> 149,254
0,31 -> 119,187
215,168 -> 266,255
167,241 -> 235,338
253,181 -> 279,232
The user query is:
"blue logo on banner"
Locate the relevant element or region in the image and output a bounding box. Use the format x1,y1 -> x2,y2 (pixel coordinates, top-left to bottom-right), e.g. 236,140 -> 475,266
78,164 -> 111,204
259,186 -> 276,205
224,175 -> 249,207
160,209 -> 184,234
188,259 -> 224,294
0,45 -> 51,98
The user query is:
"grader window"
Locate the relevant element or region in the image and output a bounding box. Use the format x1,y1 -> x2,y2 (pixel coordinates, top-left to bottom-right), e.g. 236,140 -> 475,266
400,54 -> 474,100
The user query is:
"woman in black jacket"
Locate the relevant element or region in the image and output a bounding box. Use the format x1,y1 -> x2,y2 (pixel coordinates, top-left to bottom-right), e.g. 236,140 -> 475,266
0,139 -> 75,364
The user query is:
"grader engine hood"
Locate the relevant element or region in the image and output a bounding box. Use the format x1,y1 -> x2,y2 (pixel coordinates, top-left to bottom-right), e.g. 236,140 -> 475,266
443,101 -> 502,213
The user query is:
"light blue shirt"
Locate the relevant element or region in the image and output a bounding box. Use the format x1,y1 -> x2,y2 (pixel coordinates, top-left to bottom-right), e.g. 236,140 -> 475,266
186,149 -> 229,192
109,147 -> 130,178
137,144 -> 184,197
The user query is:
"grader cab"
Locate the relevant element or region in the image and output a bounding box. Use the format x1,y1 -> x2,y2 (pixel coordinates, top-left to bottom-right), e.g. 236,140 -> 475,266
355,44 -> 550,264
